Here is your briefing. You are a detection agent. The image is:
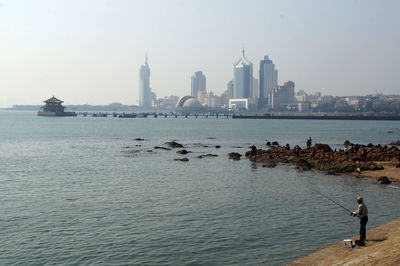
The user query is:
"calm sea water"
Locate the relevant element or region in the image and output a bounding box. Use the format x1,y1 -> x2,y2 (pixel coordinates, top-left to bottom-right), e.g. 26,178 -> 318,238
1,110 -> 400,265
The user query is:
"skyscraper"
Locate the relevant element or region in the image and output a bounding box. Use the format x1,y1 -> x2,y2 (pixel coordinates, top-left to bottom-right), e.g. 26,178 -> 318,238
191,71 -> 206,99
139,54 -> 152,108
259,56 -> 278,108
233,47 -> 253,99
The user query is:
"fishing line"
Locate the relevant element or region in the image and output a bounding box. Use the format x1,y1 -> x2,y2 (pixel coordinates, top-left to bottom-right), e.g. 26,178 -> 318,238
311,188 -> 352,213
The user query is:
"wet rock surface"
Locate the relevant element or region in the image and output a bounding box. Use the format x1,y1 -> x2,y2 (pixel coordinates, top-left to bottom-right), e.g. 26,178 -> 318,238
245,143 -> 400,175
154,146 -> 172,151
176,149 -> 190,154
174,158 -> 189,162
165,141 -> 184,148
197,154 -> 218,158
376,176 -> 392,184
229,152 -> 242,161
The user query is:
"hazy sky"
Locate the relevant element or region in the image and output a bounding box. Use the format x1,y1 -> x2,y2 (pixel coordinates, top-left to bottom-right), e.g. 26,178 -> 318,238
0,0 -> 399,107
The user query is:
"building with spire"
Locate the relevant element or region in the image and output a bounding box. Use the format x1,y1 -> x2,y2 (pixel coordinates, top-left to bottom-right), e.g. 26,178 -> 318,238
139,54 -> 152,108
259,55 -> 278,109
191,71 -> 206,99
233,46 -> 253,99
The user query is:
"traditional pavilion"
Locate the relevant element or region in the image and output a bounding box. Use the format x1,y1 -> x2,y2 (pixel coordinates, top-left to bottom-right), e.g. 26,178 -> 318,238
38,96 -> 77,116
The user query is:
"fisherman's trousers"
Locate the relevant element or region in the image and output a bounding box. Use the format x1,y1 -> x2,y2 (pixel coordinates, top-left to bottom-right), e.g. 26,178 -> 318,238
360,216 -> 368,243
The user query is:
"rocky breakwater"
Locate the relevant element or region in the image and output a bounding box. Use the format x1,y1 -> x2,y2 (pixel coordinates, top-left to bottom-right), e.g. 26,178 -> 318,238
245,143 -> 400,180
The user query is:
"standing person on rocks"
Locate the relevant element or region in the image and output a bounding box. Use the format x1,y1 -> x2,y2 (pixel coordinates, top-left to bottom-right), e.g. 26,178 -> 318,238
350,197 -> 368,246
306,137 -> 312,148
250,145 -> 257,156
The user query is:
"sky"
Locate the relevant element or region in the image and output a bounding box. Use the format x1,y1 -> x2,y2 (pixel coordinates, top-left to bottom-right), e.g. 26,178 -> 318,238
0,0 -> 399,107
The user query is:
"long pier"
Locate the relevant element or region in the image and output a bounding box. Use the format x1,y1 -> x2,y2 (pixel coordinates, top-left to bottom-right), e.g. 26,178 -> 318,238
78,112 -> 233,119
76,112 -> 400,121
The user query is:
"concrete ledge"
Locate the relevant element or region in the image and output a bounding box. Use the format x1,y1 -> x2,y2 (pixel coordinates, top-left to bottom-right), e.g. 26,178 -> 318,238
288,219 -> 400,265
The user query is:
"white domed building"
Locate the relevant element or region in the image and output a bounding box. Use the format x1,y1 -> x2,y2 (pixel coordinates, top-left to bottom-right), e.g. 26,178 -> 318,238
176,96 -> 205,112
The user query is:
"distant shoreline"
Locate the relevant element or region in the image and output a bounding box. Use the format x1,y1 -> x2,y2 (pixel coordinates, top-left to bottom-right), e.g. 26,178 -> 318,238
233,114 -> 400,121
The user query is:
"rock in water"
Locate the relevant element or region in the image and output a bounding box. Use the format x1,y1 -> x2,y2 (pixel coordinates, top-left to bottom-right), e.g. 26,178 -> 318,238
176,149 -> 189,154
228,152 -> 242,161
154,146 -> 171,151
262,162 -> 277,168
294,159 -> 312,171
376,176 -> 391,184
344,140 -> 353,146
165,141 -> 184,148
197,154 -> 218,158
312,143 -> 333,153
174,158 -> 189,162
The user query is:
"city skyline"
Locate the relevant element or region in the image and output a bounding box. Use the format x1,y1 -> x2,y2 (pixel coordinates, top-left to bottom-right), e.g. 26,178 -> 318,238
1,0 -> 399,107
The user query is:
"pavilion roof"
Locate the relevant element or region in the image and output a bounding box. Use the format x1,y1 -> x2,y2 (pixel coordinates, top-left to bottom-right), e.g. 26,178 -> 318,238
44,96 -> 64,103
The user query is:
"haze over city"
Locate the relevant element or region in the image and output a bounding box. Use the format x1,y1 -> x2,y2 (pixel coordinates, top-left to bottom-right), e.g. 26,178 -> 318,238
0,0 -> 399,108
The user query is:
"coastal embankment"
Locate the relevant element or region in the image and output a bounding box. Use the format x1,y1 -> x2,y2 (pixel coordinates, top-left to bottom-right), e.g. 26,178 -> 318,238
288,219 -> 400,265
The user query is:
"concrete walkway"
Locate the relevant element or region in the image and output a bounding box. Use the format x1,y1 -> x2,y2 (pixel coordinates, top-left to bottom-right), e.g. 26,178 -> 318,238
288,219 -> 400,265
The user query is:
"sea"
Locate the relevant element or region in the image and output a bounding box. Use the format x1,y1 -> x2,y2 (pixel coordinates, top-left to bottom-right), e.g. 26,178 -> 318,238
1,110 -> 400,265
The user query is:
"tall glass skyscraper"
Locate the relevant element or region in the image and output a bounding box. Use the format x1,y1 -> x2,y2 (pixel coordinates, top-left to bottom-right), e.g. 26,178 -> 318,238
139,54 -> 152,108
191,71 -> 206,99
233,47 -> 253,99
259,55 -> 278,108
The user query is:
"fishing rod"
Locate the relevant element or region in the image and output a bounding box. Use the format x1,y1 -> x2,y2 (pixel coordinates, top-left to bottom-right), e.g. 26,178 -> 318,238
312,189 -> 352,213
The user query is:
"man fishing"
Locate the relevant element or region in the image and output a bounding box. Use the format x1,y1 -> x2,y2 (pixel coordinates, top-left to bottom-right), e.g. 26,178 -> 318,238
350,197 -> 368,246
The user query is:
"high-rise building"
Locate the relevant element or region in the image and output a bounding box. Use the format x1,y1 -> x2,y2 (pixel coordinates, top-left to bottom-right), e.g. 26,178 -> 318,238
233,47 -> 253,99
191,71 -> 206,98
269,81 -> 295,110
252,77 -> 259,99
227,80 -> 234,99
139,54 -> 152,108
259,56 -> 278,108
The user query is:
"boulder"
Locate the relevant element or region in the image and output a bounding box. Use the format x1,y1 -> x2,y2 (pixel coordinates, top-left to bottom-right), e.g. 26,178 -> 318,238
262,162 -> 277,168
313,144 -> 333,153
154,146 -> 171,150
176,149 -> 190,154
165,141 -> 184,148
344,140 -> 353,146
376,176 -> 391,184
272,141 -> 279,146
294,159 -> 312,171
389,140 -> 400,145
174,158 -> 189,162
134,138 -> 145,141
229,152 -> 242,161
215,145 -> 221,149
197,154 -> 218,158
367,143 -> 374,148
266,141 -> 271,146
